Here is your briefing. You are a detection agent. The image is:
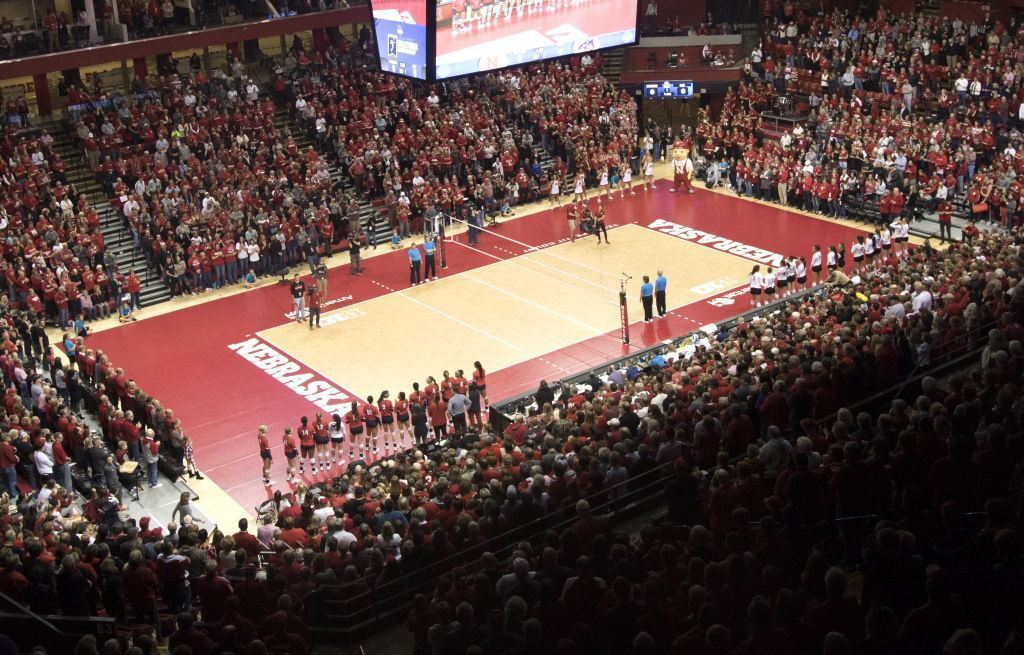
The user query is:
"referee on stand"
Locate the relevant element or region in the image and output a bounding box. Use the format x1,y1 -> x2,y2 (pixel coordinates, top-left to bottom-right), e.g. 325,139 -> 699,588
640,275 -> 654,323
655,270 -> 667,317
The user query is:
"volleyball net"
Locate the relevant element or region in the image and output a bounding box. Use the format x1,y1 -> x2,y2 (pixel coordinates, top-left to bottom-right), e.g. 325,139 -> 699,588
445,214 -> 618,304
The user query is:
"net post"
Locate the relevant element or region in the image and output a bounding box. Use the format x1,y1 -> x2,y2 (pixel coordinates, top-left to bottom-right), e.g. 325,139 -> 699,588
438,219 -> 447,269
619,278 -> 630,344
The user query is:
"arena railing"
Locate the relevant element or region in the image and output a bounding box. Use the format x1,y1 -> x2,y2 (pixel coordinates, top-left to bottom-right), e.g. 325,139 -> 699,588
0,592 -> 116,653
306,452 -> 679,640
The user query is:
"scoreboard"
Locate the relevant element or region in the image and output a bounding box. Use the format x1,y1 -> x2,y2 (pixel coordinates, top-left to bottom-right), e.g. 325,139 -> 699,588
644,80 -> 695,99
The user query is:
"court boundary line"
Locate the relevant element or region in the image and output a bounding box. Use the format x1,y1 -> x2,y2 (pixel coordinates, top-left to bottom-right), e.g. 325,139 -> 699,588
445,227 -> 625,306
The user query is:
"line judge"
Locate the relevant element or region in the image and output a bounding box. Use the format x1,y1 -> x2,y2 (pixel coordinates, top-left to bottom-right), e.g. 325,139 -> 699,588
640,275 -> 654,323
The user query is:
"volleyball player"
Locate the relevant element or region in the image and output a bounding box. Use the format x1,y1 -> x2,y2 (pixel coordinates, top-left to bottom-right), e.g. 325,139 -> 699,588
297,416 -> 315,475
762,267 -> 776,304
313,412 -> 330,472
795,257 -> 807,289
620,161 -> 635,197
642,152 -> 656,191
328,413 -> 345,468
594,199 -> 609,243
892,217 -> 908,258
472,361 -> 487,409
810,245 -> 823,283
282,427 -> 299,484
864,232 -> 876,270
257,425 -> 273,486
748,265 -> 762,307
378,391 -> 395,450
852,236 -> 865,274
549,174 -> 561,207
364,395 -> 381,453
880,225 -> 893,261
343,403 -> 363,461
395,391 -> 411,445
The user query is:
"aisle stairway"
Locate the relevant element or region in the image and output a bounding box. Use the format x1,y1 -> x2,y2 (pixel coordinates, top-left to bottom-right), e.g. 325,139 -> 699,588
45,121 -> 172,306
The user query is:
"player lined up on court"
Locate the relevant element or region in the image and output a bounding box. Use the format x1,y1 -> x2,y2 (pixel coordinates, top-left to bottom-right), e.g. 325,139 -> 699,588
257,363 -> 489,487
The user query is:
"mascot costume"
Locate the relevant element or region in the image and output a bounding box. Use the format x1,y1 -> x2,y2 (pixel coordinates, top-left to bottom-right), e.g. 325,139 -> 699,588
670,138 -> 695,194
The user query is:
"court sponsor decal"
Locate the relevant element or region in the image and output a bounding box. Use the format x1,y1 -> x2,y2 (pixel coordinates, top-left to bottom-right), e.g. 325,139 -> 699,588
708,287 -> 750,307
646,219 -> 785,268
227,337 -> 354,414
284,294 -> 354,320
689,277 -> 739,295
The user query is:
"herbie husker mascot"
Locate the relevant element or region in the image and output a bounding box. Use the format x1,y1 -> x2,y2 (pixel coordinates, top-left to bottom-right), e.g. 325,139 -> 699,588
670,138 -> 695,194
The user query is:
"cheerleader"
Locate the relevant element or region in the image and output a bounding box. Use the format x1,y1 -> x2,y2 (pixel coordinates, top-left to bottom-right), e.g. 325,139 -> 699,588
472,360 -> 487,408
573,172 -> 586,202
748,266 -> 761,307
836,243 -> 846,270
598,165 -> 610,199
810,245 -> 823,283
328,413 -> 345,468
776,259 -> 789,296
864,231 -> 876,270
257,425 -> 273,486
795,257 -> 808,289
313,411 -> 331,472
620,162 -> 635,197
395,391 -> 412,444
344,403 -> 363,461
297,416 -> 315,475
852,236 -> 865,274
762,266 -> 776,303
378,391 -> 395,449
282,427 -> 299,484
364,395 -> 381,453
826,246 -> 838,273
642,153 -> 656,191
549,174 -> 561,207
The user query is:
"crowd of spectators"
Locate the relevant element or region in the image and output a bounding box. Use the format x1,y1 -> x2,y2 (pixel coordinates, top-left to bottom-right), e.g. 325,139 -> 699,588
279,39 -> 637,233
0,102 -> 130,333
703,8 -> 1024,232
63,36 -> 636,298
69,50 -> 345,296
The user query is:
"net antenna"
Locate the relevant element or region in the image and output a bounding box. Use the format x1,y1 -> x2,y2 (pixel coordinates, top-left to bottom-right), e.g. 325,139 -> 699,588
446,214 -> 618,305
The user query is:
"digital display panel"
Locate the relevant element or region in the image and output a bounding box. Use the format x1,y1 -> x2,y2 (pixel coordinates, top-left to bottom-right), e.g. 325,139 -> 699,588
432,0 -> 638,80
644,80 -> 695,98
370,0 -> 429,80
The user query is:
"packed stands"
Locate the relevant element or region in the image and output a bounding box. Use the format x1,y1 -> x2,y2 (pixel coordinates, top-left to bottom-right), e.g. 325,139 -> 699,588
4,5 -> 1024,655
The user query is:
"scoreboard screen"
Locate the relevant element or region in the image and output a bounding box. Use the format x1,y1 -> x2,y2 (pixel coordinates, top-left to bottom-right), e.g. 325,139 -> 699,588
644,80 -> 695,99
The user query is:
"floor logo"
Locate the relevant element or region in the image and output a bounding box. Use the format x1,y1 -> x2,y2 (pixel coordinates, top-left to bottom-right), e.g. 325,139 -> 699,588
689,277 -> 737,295
285,294 -> 353,320
708,287 -> 749,307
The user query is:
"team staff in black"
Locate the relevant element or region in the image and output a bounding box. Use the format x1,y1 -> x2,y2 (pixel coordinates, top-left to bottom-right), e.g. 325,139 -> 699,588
640,275 -> 654,322
289,274 -> 306,323
593,199 -> 610,243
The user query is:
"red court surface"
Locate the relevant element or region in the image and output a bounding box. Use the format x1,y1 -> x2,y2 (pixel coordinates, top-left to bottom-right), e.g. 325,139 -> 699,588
87,190 -> 868,511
